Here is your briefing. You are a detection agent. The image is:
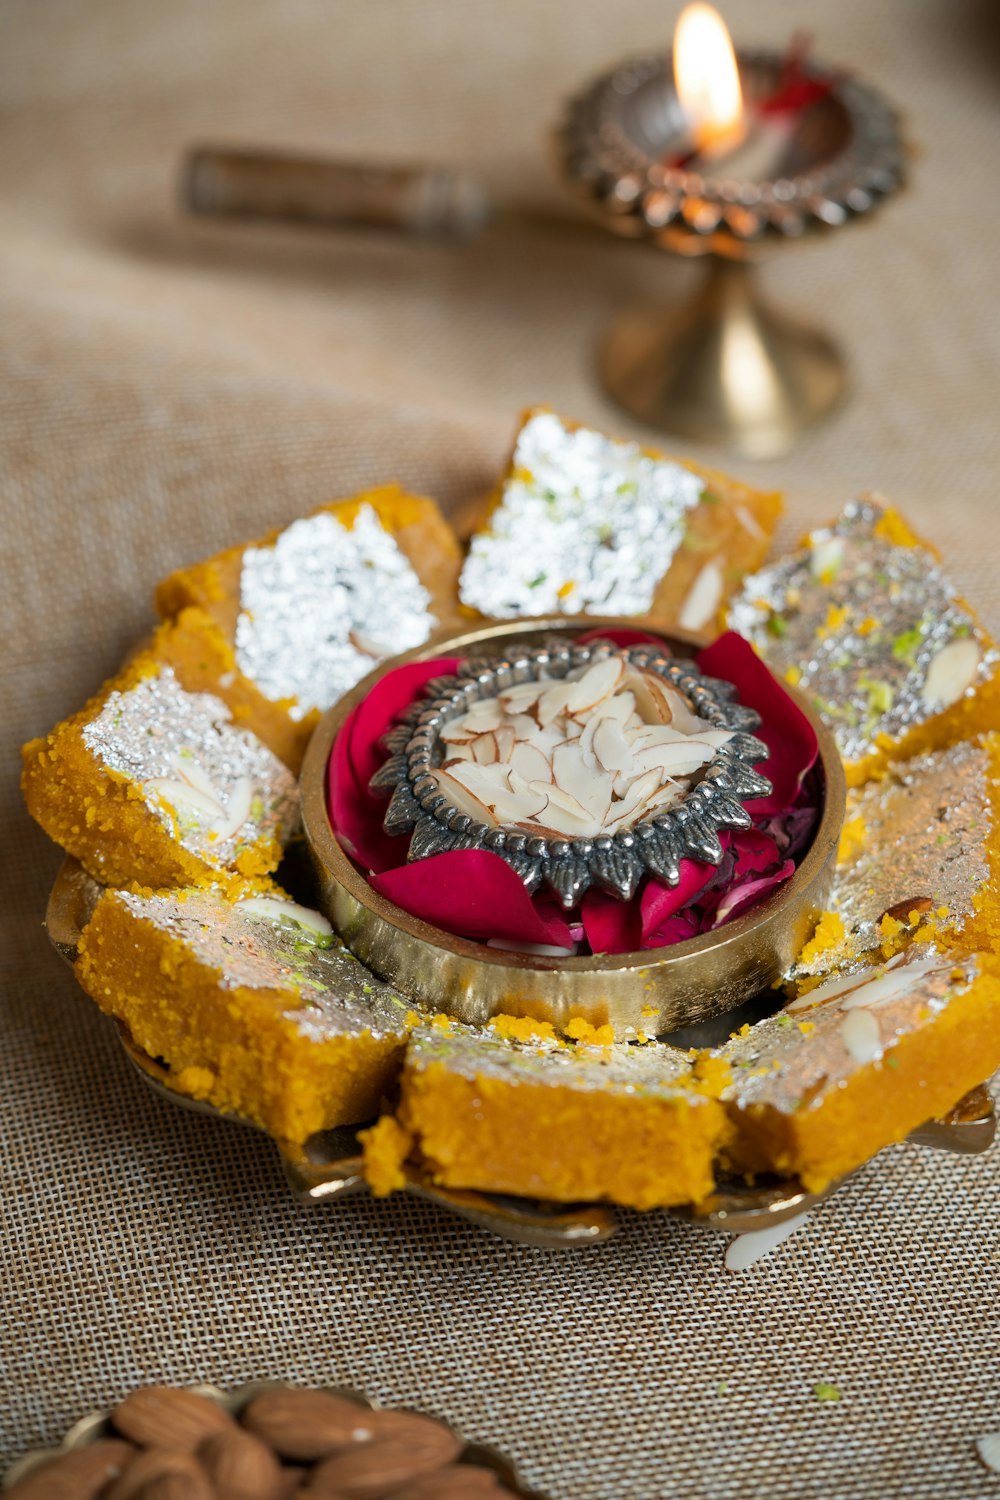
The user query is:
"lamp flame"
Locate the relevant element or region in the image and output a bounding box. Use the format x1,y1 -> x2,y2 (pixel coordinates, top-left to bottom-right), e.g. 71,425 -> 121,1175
673,4 -> 744,153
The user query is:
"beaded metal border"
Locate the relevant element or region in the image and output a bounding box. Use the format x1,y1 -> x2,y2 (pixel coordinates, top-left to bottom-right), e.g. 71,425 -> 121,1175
559,52 -> 905,246
370,638 -> 771,908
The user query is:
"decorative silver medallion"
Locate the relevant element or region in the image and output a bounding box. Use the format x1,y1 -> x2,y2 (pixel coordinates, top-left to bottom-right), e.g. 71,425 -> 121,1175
370,638 -> 771,908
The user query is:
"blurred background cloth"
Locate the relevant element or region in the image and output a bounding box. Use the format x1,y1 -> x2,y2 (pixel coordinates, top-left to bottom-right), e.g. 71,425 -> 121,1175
2,3 -> 999,1495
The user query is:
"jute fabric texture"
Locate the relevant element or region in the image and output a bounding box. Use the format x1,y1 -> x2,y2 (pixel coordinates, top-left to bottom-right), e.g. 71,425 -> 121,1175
2,3 -> 998,1496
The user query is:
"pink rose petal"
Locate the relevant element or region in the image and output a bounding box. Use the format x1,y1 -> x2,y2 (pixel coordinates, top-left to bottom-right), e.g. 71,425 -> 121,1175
697,632 -> 818,814
710,859 -> 796,927
729,827 -> 782,878
370,849 -> 575,948
643,910 -> 701,949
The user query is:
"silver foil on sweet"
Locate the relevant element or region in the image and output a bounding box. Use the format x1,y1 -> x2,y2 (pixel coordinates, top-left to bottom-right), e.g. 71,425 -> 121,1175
82,667 -> 299,866
116,886 -> 412,1042
790,740 -> 993,981
459,410 -> 704,618
727,498 -> 996,764
236,504 -> 436,719
720,947 -> 978,1116
407,1019 -> 699,1100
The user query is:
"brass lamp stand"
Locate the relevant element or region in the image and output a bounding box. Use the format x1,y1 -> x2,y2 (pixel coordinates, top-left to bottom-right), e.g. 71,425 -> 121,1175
559,51 -> 904,458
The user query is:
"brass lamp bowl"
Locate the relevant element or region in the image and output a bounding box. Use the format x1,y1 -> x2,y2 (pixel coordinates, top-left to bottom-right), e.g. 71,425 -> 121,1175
300,617 -> 846,1039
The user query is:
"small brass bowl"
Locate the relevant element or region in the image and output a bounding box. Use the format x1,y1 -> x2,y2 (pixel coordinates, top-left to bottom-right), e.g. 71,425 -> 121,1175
301,617 -> 846,1038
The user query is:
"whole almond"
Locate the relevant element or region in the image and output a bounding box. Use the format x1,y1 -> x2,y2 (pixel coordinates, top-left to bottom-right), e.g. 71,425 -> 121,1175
103,1448 -> 208,1500
112,1387 -> 235,1452
306,1411 -> 461,1499
199,1427 -> 284,1499
242,1389 -> 376,1461
388,1464 -> 504,1497
881,895 -> 934,925
6,1441 -> 136,1499
131,1472 -> 214,1500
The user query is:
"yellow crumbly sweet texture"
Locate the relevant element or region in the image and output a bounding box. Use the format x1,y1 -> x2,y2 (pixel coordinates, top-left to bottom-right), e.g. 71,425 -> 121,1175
21,634 -> 292,891
724,959 -> 1000,1193
154,485 -> 464,771
74,885 -> 410,1144
466,407 -> 782,633
363,1020 -> 731,1211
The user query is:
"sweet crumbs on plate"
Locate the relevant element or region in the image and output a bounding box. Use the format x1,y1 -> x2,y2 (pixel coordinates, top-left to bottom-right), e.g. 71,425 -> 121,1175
727,496 -> 1000,786
75,882 -> 412,1142
458,408 -> 782,634
21,638 -> 299,891
361,1018 -> 729,1210
155,485 -> 463,770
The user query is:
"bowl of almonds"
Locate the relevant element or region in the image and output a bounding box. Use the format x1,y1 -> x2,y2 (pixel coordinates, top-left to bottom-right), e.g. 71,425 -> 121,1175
2,1381 -> 542,1498
303,616 -> 845,1037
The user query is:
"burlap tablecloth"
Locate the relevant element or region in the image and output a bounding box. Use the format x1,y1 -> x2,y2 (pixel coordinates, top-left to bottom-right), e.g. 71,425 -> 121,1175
3,3 -> 999,1495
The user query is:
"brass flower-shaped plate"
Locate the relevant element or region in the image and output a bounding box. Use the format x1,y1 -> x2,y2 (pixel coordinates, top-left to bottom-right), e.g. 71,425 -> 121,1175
45,856 -> 996,1251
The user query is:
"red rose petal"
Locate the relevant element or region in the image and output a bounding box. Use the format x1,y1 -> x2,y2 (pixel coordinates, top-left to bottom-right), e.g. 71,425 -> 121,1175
697,632 -> 818,814
371,849 -> 575,948
328,656 -> 462,874
639,859 -> 719,944
580,887 -> 644,955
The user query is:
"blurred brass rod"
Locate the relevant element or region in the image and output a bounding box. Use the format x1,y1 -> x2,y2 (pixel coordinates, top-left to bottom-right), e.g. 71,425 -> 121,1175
182,145 -> 620,243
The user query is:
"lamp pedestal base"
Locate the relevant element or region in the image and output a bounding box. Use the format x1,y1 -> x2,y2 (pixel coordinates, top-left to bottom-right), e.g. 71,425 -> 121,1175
599,258 -> 846,460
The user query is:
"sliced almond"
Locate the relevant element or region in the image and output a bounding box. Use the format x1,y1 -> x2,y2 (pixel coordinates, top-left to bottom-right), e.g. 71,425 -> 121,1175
171,753 -> 222,802
536,679 -> 578,727
677,560 -> 724,633
724,1210 -> 810,1272
636,739 -> 715,778
645,781 -> 683,812
432,768 -> 499,828
348,628 -> 391,658
487,774 -> 550,824
471,731 -> 499,765
144,777 -> 226,822
462,697 -> 504,731
604,768 -> 664,831
809,534 -> 845,579
213,775 -> 254,840
625,668 -> 674,726
837,955 -> 941,1012
921,637 -> 980,710
527,780 -> 602,837
660,684 -> 714,736
493,723 -> 516,762
510,741 -> 553,784
839,1008 -> 882,1065
976,1434 -> 1000,1474
498,681 -> 545,715
735,503 -> 766,542
238,896 -> 333,937
440,719 -> 478,746
507,713 -> 539,741
592,716 -> 634,774
566,654 -> 626,715
553,742 -> 613,823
